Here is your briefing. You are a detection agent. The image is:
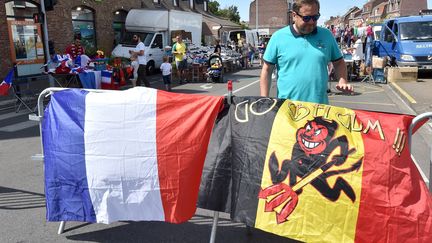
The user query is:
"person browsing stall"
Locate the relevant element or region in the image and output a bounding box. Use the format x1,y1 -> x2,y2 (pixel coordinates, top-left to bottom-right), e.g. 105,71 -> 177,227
347,35 -> 363,79
129,34 -> 150,87
172,35 -> 188,84
214,39 -> 222,56
260,0 -> 353,104
65,33 -> 85,61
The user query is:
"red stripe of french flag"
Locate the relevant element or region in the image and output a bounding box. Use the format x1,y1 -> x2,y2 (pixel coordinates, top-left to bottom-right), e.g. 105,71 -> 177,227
156,89 -> 224,222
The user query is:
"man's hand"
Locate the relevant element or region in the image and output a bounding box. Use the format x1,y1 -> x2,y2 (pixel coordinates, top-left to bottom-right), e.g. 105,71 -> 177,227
336,82 -> 354,93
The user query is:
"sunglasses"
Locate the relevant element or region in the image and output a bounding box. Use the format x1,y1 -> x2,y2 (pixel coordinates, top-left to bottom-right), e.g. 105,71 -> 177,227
294,12 -> 320,22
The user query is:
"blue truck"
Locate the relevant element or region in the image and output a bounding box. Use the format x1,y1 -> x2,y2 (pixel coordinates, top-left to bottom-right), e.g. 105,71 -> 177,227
373,15 -> 432,70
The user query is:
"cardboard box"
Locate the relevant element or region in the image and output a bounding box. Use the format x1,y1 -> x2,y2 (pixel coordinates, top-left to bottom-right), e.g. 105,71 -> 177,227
372,56 -> 386,68
386,67 -> 418,82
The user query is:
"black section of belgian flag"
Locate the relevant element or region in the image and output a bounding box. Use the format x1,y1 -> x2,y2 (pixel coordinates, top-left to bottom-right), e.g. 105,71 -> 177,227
198,97 -> 284,226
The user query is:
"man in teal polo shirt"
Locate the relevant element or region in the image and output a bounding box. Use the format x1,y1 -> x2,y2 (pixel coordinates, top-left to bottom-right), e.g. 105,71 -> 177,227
260,0 -> 353,104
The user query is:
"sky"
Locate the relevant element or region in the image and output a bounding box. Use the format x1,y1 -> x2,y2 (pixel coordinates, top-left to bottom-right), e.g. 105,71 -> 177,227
215,0 -> 432,25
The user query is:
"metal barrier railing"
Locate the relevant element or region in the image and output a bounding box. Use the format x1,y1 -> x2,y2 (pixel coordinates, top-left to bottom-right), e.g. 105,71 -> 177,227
29,86 -> 431,241
408,112 -> 432,191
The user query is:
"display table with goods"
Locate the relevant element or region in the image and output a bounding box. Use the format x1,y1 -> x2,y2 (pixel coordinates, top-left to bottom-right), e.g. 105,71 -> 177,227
44,55 -> 127,90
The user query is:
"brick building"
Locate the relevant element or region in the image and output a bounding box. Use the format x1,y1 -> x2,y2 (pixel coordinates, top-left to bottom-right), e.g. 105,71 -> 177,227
386,0 -> 428,18
361,0 -> 387,22
249,0 -> 294,37
369,2 -> 388,23
0,0 -> 234,78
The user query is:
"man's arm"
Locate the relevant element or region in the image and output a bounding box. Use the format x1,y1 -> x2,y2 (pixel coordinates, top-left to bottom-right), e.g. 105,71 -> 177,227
129,48 -> 144,56
332,58 -> 354,93
260,61 -> 275,97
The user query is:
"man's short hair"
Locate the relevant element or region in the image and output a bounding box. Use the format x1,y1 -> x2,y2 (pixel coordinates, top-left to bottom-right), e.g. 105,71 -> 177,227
292,0 -> 320,13
74,33 -> 81,41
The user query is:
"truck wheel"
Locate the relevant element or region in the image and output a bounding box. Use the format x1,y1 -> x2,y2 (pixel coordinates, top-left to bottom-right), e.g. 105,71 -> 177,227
146,61 -> 155,75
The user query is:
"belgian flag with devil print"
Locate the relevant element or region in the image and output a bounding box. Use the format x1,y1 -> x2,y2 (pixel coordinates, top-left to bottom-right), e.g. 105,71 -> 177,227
198,96 -> 432,243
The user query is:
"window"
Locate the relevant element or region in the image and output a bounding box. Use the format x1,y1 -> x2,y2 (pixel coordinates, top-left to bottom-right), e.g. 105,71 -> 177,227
5,0 -> 45,76
71,6 -> 96,54
384,21 -> 395,42
113,10 -> 127,47
153,0 -> 160,4
173,0 -> 179,7
400,21 -> 432,41
152,34 -> 163,49
204,1 -> 208,12
189,0 -> 194,9
393,23 -> 398,38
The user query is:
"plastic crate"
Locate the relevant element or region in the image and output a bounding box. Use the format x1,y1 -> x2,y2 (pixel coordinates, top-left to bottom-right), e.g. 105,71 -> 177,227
343,53 -> 352,60
373,68 -> 386,83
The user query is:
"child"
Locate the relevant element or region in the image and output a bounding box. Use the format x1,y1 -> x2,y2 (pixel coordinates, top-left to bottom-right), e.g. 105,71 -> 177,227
211,59 -> 221,69
130,53 -> 139,87
160,55 -> 172,91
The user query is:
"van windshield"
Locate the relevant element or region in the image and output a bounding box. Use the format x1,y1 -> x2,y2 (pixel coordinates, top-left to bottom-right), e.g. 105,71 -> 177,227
119,32 -> 155,46
400,21 -> 432,41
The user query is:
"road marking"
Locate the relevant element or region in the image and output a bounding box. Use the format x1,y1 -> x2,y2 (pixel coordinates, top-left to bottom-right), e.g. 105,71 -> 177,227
356,85 -> 384,92
388,83 -> 431,183
329,100 -> 396,106
0,120 -> 37,132
224,79 -> 261,96
200,84 -> 213,90
360,90 -> 385,95
389,82 -> 417,103
0,111 -> 29,120
411,155 -> 430,185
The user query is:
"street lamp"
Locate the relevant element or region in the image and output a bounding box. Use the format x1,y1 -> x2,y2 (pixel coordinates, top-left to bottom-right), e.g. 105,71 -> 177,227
255,0 -> 258,33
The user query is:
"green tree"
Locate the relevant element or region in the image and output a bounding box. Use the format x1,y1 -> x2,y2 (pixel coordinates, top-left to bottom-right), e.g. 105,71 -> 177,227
208,1 -> 241,24
227,6 -> 240,23
208,1 -> 220,15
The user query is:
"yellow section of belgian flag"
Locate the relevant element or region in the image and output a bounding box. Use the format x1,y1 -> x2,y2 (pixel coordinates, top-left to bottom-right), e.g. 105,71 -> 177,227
255,100 -> 365,242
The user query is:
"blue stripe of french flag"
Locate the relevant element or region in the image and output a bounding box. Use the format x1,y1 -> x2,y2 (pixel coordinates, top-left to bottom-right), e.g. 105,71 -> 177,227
42,88 -> 224,224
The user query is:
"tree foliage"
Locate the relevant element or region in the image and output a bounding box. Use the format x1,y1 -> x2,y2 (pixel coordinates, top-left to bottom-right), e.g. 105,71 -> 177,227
208,1 -> 241,24
208,1 -> 220,15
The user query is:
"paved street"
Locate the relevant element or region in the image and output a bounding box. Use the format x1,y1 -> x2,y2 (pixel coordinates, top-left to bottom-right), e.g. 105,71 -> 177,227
0,66 -> 431,243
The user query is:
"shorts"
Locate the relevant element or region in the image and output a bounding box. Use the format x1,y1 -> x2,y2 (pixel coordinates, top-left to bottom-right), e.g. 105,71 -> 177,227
162,74 -> 171,85
176,59 -> 187,70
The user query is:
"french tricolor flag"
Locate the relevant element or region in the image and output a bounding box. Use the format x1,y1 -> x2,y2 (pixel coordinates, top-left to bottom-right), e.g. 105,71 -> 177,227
42,88 -> 224,224
0,68 -> 14,96
101,70 -> 112,89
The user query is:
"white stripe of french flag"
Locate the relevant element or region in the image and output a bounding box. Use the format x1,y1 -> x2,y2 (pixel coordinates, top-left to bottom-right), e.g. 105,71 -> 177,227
43,87 -> 224,224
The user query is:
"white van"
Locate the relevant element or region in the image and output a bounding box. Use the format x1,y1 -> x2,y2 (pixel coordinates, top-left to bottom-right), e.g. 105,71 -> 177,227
111,9 -> 202,74
222,29 -> 259,50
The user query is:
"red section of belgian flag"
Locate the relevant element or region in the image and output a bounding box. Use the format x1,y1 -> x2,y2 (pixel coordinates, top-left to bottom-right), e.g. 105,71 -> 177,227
355,110 -> 432,242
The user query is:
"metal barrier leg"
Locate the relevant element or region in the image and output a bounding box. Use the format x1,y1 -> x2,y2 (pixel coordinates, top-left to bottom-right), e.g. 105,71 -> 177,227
209,211 -> 219,243
57,221 -> 66,234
